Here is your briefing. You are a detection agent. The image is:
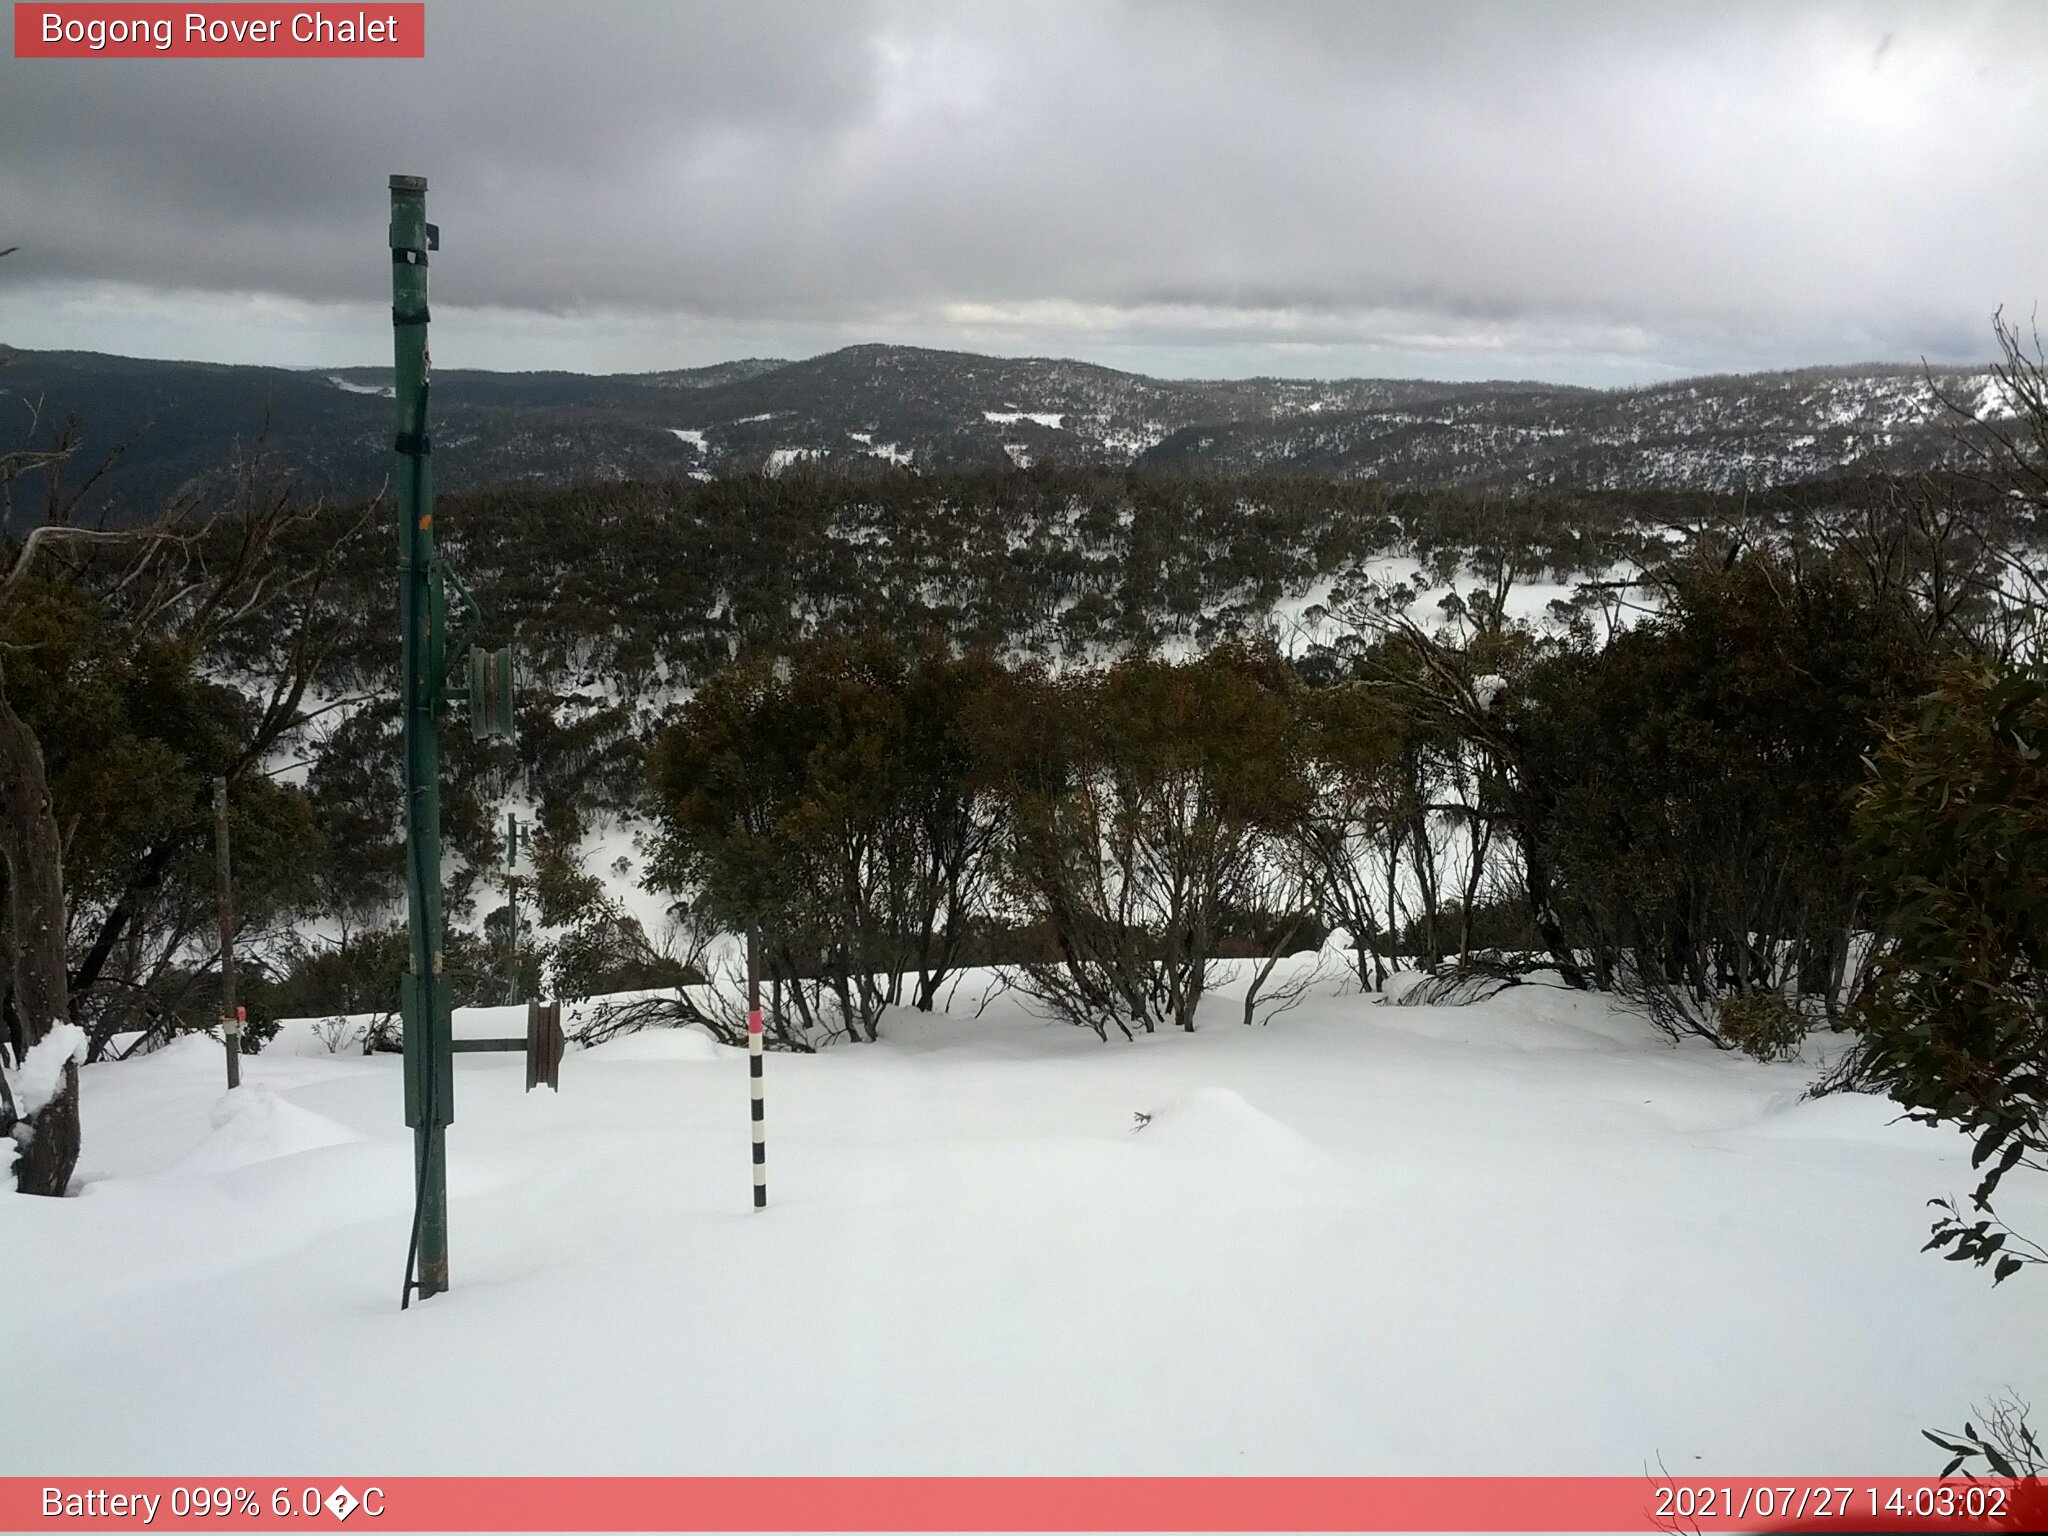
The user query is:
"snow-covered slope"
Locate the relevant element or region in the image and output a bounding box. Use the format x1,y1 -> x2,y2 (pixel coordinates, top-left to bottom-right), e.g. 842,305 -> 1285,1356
7,963 -> 2040,1476
2,345 -> 2015,523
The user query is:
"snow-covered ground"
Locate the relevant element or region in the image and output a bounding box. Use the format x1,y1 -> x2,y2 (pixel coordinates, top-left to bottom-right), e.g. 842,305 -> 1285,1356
7,960 -> 2041,1477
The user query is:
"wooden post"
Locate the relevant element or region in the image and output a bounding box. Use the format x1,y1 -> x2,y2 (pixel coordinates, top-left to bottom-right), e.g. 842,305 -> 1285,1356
213,776 -> 241,1091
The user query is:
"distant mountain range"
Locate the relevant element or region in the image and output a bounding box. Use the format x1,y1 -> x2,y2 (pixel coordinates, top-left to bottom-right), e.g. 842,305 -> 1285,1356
0,342 -> 2012,524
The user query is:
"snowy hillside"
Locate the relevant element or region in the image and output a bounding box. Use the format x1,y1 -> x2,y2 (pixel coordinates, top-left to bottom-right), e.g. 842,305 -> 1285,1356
1141,366 -> 2014,492
0,345 -> 2013,524
7,961 -> 2040,1476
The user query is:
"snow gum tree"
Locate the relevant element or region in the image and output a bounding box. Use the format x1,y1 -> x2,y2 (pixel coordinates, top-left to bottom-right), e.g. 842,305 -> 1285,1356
996,646 -> 1307,1036
3,424 -> 341,1193
1519,552 -> 1929,1036
0,618 -> 75,1193
2,421 -> 99,1193
648,633 -> 1010,1043
1287,676 -> 1408,989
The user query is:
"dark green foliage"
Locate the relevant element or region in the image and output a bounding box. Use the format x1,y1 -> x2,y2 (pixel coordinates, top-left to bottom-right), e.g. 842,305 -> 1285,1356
1925,1394 -> 2043,1479
546,912 -> 688,1003
300,705 -> 407,925
520,831 -> 686,1003
994,646 -> 1308,1036
648,633 -> 1011,1042
1854,665 -> 2048,1280
11,442 -> 2038,1073
1506,551 -> 1932,1038
248,461 -> 2021,916
249,921 -> 514,1031
248,926 -> 408,1033
0,572 -> 330,1056
648,635 -> 1312,1041
1714,990 -> 1809,1063
1391,897 -> 1543,968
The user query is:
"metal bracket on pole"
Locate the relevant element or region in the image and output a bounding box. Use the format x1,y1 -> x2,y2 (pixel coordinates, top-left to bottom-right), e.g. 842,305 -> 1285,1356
467,645 -> 517,738
444,1002 -> 562,1092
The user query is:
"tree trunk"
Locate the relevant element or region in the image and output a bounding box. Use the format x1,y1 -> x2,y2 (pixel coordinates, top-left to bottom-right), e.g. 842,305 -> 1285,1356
1516,828 -> 1586,990
1243,912 -> 1306,1027
0,684 -> 80,1196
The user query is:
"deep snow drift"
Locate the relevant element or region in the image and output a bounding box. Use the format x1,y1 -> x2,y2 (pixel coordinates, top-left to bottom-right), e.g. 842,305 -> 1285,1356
6,962 -> 2042,1477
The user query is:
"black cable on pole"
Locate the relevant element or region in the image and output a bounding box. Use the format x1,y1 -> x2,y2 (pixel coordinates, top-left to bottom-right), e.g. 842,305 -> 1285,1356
400,1121 -> 431,1310
400,764 -> 441,1309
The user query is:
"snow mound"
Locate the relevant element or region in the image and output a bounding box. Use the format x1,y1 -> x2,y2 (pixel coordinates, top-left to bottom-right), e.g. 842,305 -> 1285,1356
166,1085 -> 362,1177
581,1027 -> 726,1063
453,1004 -> 529,1040
1748,1089 -> 1950,1149
1136,1086 -> 1320,1167
872,1008 -> 975,1051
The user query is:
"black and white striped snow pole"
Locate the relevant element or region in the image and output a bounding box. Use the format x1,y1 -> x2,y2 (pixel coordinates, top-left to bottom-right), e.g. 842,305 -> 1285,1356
747,926 -> 767,1208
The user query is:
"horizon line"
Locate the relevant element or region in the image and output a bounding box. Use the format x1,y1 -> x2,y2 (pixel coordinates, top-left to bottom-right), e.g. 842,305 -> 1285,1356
0,336 -> 2006,396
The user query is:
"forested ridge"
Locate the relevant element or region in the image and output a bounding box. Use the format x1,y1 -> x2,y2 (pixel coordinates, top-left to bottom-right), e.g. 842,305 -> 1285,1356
0,341 -> 2014,524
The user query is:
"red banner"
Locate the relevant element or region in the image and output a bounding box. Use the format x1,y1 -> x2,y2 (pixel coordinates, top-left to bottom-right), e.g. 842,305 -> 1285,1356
13,5 -> 424,58
2,1477 -> 2041,1532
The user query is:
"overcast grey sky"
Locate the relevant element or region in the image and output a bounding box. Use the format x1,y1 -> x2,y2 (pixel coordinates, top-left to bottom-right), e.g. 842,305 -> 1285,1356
1,0 -> 2041,384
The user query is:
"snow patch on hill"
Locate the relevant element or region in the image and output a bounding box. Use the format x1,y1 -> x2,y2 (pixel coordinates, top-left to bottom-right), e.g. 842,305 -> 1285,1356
849,431 -> 913,465
984,410 -> 1066,429
327,375 -> 394,398
765,447 -> 823,475
1094,422 -> 1169,460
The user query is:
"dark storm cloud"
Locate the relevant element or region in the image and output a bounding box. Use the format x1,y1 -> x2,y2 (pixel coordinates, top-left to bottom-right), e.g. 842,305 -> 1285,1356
0,3 -> 885,297
1,0 -> 2042,382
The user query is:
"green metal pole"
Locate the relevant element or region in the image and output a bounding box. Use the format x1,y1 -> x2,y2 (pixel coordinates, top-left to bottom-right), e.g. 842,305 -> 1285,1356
391,173 -> 450,1305
506,812 -> 522,1006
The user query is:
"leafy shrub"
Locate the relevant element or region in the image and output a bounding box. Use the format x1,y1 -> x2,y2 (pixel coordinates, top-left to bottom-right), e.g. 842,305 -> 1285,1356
1854,664 -> 2048,1283
1715,990 -> 1808,1062
1509,551 -> 1930,1037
